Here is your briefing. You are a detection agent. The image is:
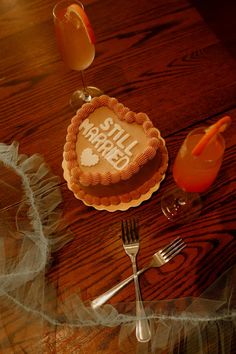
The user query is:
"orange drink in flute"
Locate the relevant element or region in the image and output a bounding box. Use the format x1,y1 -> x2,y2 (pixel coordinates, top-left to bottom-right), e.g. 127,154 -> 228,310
53,0 -> 102,109
161,116 -> 231,223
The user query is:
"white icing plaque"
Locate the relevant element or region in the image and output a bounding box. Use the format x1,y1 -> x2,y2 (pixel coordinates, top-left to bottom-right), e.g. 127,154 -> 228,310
79,117 -> 138,171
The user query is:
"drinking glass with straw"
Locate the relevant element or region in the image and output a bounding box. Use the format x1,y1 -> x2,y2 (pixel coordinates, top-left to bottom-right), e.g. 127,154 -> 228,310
161,116 -> 232,223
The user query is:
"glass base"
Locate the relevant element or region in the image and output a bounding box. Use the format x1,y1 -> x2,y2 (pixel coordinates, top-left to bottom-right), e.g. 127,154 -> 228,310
161,187 -> 202,224
69,86 -> 103,111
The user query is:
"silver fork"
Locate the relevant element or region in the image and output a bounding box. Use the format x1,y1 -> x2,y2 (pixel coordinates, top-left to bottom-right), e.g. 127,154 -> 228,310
91,237 -> 186,309
121,219 -> 151,343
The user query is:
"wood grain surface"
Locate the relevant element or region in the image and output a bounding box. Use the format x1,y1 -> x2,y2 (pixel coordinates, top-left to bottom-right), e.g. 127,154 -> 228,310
0,0 -> 235,353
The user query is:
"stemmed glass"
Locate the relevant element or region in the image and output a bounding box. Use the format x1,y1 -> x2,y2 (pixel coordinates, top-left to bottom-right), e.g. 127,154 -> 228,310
161,126 -> 226,223
53,0 -> 103,110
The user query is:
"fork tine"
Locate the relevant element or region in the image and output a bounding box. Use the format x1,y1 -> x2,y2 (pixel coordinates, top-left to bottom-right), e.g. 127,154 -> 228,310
131,219 -> 139,242
126,220 -> 130,243
165,243 -> 186,261
128,220 -> 133,242
121,220 -> 130,244
161,239 -> 185,259
160,237 -> 183,255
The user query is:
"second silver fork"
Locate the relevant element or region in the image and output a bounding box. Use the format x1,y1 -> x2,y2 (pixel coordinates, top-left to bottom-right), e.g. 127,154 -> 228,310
122,219 -> 151,343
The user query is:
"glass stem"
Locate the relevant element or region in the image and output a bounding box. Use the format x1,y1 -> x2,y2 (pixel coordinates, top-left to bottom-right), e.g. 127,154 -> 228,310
80,71 -> 91,102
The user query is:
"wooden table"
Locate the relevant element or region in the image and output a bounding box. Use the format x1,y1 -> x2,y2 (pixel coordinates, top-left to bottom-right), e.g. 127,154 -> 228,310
0,0 -> 235,353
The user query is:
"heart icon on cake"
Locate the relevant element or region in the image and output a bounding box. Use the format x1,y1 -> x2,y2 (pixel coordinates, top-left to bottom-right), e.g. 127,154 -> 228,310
80,148 -> 99,167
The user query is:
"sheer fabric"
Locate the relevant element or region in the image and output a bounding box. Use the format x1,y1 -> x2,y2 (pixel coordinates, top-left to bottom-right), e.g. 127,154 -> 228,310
0,142 -> 235,353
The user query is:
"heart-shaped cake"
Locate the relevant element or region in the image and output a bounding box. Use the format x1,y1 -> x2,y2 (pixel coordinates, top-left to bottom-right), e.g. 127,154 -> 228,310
63,95 -> 168,207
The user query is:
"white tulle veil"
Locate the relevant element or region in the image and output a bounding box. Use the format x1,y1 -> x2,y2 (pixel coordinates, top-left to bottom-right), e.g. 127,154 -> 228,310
0,142 -> 235,353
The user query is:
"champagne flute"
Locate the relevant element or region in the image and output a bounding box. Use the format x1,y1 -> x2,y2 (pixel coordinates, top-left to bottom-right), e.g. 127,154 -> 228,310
53,0 -> 103,110
161,117 -> 230,223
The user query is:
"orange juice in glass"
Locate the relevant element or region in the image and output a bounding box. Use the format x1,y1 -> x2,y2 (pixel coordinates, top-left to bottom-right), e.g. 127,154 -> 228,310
161,123 -> 228,223
173,128 -> 225,193
53,0 -> 102,109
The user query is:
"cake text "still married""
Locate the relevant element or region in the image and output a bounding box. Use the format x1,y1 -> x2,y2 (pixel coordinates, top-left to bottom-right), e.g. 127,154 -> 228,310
79,117 -> 138,170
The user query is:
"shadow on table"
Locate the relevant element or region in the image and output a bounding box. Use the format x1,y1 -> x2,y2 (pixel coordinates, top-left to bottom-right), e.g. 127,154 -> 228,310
190,0 -> 236,60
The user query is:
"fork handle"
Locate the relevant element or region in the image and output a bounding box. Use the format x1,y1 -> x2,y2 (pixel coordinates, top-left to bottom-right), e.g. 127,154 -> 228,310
90,267 -> 148,309
132,260 -> 151,343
